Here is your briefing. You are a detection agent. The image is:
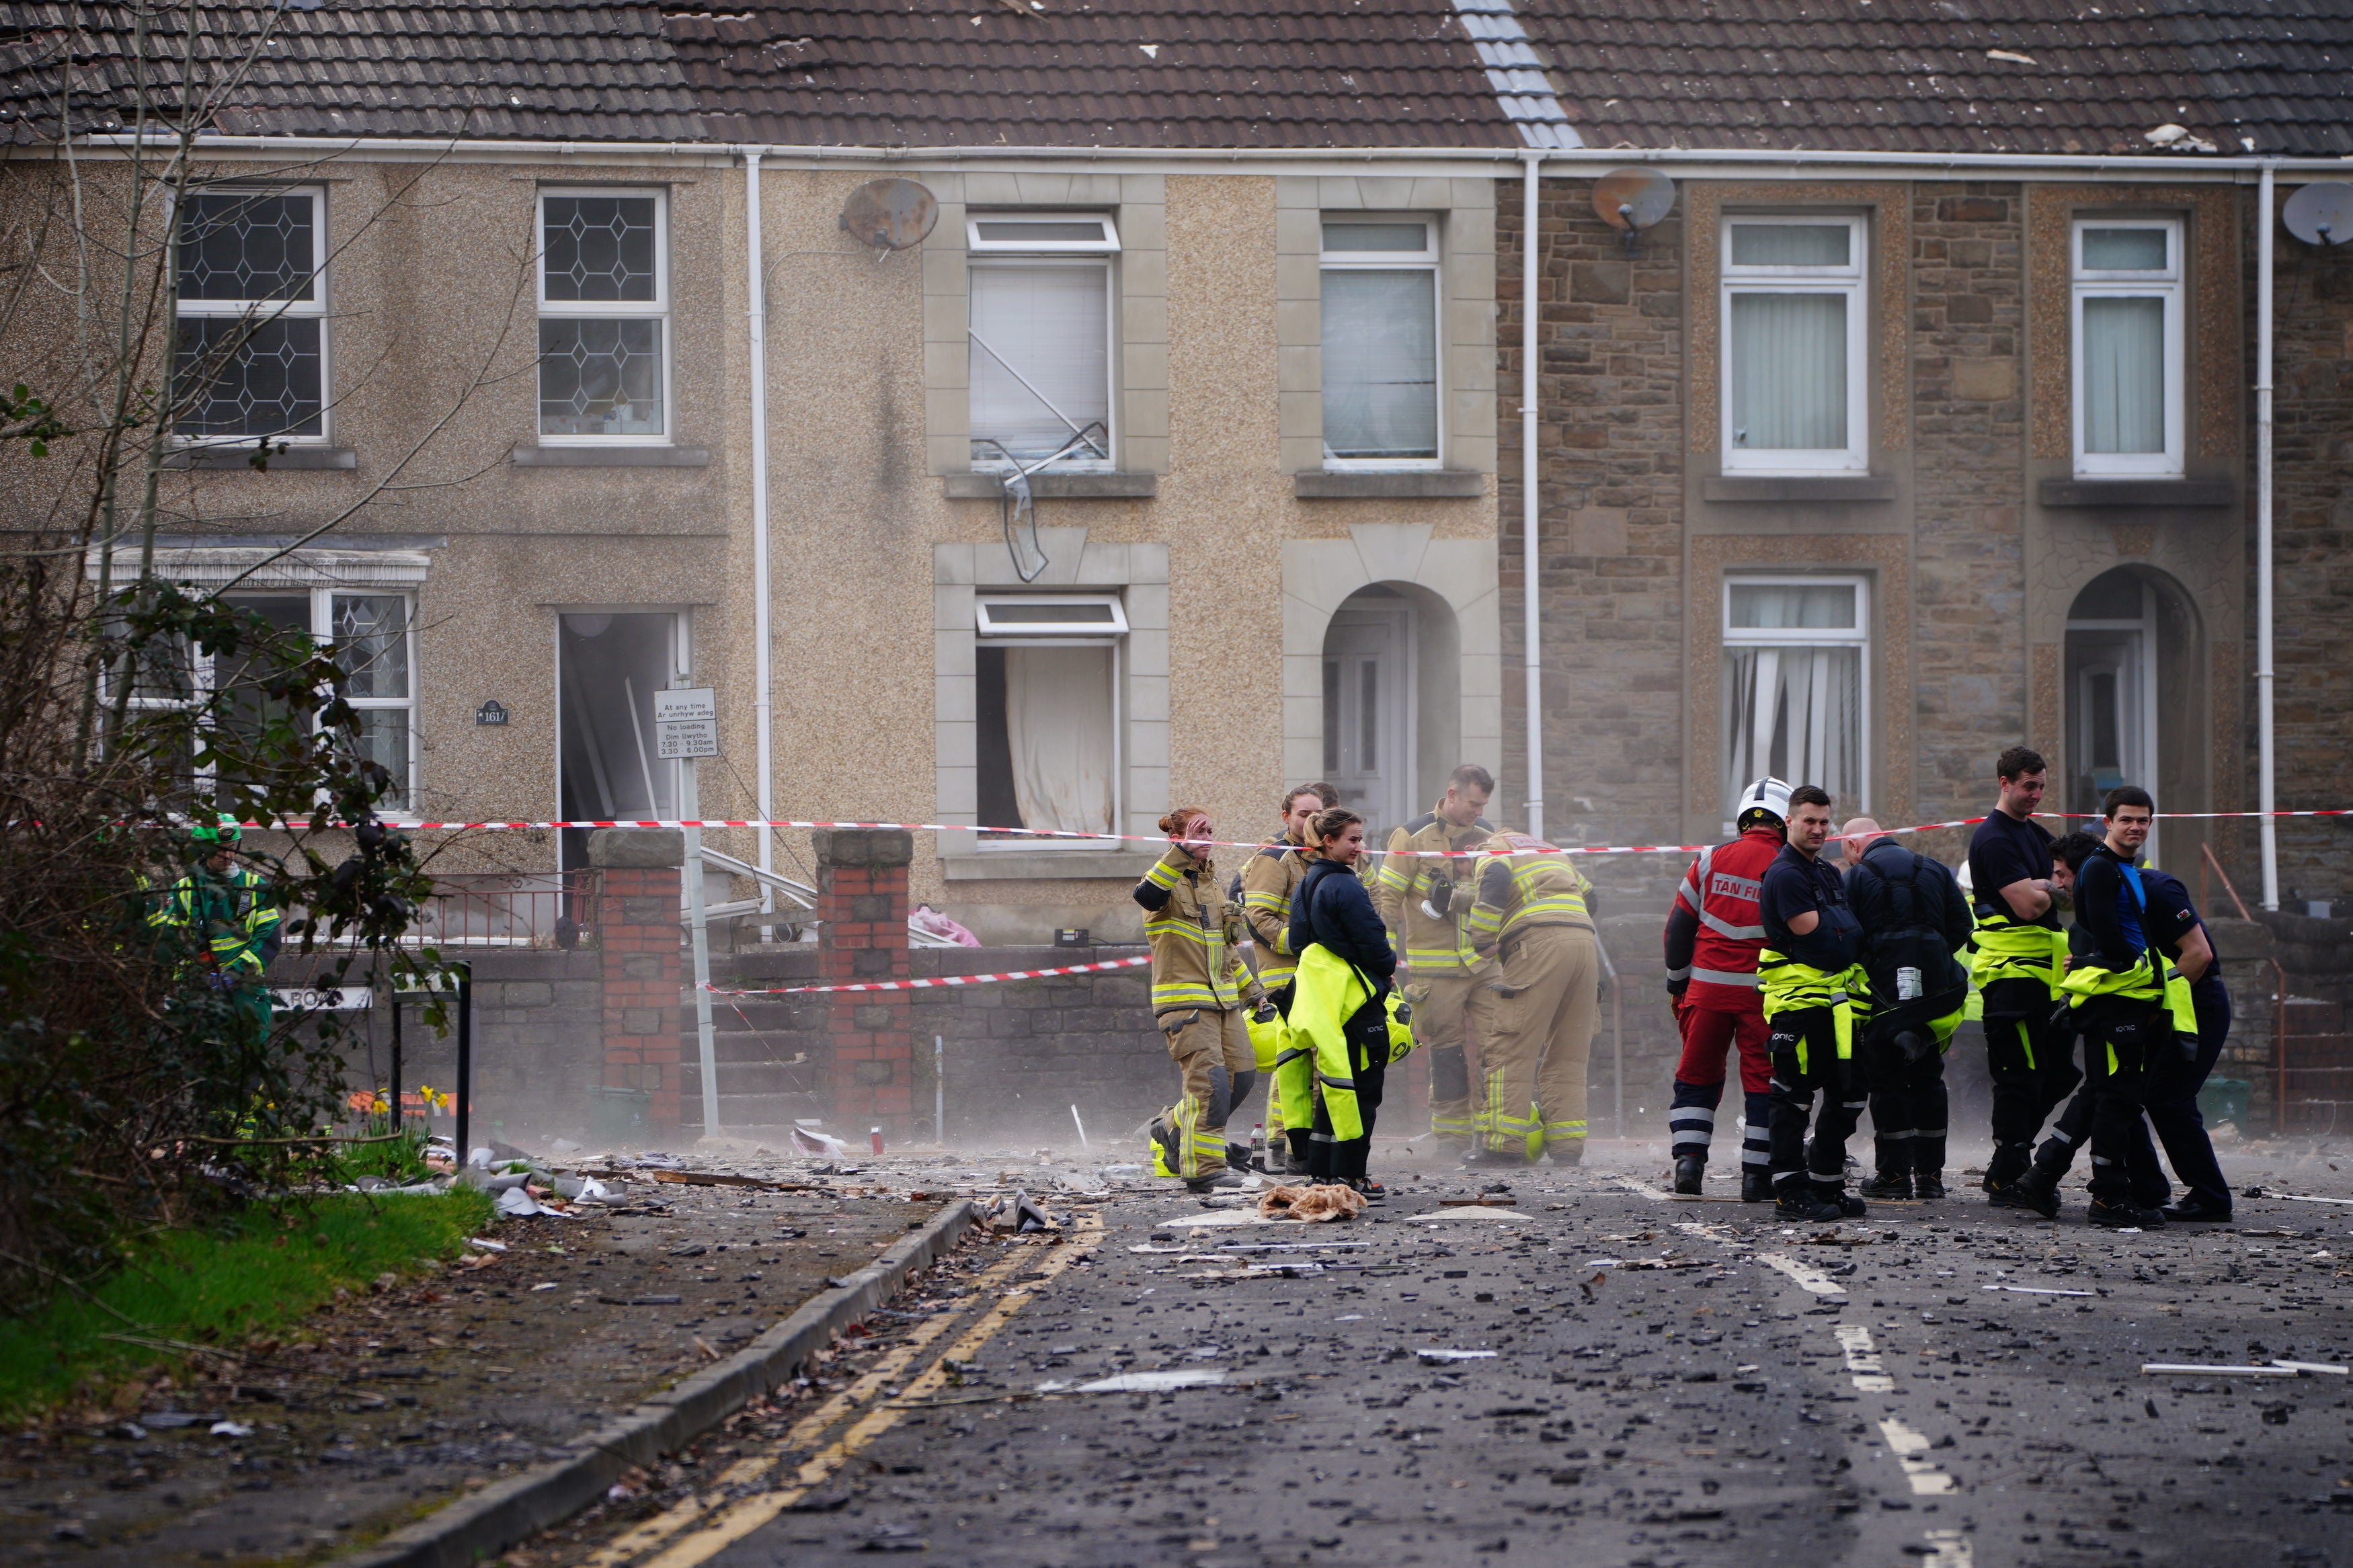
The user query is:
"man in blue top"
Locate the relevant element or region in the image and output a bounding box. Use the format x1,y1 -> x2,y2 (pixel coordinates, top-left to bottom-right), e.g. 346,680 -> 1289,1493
1757,785 -> 1870,1221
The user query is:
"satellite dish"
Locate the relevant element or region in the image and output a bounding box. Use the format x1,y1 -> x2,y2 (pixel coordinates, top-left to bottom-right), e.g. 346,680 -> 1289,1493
838,178 -> 938,250
2283,182 -> 2353,247
1592,167 -> 1677,232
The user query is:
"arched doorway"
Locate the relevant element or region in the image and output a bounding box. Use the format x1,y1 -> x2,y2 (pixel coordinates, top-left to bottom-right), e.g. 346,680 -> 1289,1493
1320,583 -> 1462,841
2063,565 -> 2204,857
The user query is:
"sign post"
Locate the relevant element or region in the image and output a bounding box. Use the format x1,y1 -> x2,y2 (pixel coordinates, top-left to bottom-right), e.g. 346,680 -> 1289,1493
660,688 -> 723,1141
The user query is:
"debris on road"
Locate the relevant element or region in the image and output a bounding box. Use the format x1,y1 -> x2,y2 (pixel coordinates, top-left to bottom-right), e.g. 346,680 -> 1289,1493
1416,1348 -> 1499,1362
1257,1184 -> 1365,1221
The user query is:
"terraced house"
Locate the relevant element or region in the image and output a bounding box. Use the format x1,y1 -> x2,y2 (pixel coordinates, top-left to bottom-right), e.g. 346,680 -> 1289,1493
4,0 -> 2351,1136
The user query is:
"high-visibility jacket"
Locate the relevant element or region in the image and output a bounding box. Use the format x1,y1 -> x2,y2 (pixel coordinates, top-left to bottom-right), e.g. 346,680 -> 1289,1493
1466,834 -> 1592,950
1288,945 -> 1412,1143
151,863 -> 281,977
1664,826 -> 1781,1007
1370,811 -> 1492,973
1758,949 -> 1870,1077
1133,845 -> 1255,1015
1238,837 -> 1311,989
1968,883 -> 2067,998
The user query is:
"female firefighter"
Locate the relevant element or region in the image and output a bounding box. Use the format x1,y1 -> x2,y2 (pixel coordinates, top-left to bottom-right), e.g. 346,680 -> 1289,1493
1285,806 -> 1402,1198
1135,806 -> 1266,1192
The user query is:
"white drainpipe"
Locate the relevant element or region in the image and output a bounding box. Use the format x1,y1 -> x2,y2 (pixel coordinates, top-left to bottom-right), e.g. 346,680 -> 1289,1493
746,151 -> 777,916
2256,162 -> 2278,911
1521,151 -> 1545,841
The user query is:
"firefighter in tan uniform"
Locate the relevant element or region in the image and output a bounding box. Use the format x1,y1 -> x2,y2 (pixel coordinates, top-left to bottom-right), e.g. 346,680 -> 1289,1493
1463,831 -> 1600,1166
1135,806 -> 1267,1192
1238,783 -> 1337,1175
1369,765 -> 1497,1157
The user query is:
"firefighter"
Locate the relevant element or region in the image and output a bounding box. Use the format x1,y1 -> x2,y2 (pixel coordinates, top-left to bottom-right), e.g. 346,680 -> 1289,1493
1135,807 -> 1265,1192
1662,776 -> 1788,1199
1287,806 -> 1400,1197
151,815 -> 283,1038
1967,746 -> 2079,1207
1370,764 -> 1497,1159
1238,782 -> 1337,1175
1758,785 -> 1870,1221
1463,829 -> 1599,1166
1840,818 -> 1973,1202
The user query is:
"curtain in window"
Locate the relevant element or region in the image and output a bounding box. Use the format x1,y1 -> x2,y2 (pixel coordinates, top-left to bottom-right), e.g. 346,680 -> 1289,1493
969,263 -> 1110,463
1728,292 -> 1845,450
2081,296 -> 2165,454
1723,645 -> 1862,816
1321,269 -> 1437,461
1004,645 -> 1115,837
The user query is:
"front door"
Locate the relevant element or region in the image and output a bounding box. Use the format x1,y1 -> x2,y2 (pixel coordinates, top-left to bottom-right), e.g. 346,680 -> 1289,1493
2065,574 -> 2157,859
1322,594 -> 1415,842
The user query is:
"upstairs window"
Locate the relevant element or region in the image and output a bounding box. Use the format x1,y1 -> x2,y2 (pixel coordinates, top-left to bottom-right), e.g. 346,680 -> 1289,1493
539,190 -> 669,441
1720,216 -> 1868,474
1722,577 -> 1868,822
2071,219 -> 2183,477
967,214 -> 1117,470
173,188 -> 328,441
1320,218 -> 1439,468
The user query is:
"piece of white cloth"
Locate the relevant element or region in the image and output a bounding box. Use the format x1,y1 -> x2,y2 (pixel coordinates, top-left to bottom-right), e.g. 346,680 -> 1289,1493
1006,645 -> 1115,837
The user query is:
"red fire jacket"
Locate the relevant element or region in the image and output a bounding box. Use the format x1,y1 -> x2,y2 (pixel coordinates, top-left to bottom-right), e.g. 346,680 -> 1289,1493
1662,825 -> 1784,1011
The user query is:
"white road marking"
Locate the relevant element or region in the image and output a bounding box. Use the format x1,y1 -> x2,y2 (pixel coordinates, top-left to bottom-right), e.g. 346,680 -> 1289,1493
1833,1323 -> 1895,1393
1755,1251 -> 1849,1297
1612,1173 -> 1673,1202
1878,1416 -> 1958,1495
1919,1526 -> 1973,1567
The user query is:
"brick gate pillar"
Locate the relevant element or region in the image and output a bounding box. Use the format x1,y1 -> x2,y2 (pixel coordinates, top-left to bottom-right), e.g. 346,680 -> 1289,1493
814,827 -> 913,1142
588,829 -> 684,1134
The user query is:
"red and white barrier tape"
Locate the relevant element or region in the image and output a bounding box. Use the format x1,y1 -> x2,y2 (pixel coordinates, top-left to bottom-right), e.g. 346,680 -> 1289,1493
225,808 -> 2353,860
704,953 -> 1150,996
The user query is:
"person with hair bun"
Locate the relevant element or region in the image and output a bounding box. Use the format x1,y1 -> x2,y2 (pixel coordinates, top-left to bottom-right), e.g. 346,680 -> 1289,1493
1238,782 -> 1340,1175
1134,806 -> 1266,1192
1285,806 -> 1399,1197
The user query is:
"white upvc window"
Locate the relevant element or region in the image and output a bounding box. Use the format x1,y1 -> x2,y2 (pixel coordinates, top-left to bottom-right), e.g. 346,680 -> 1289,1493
967,214 -> 1118,471
1720,216 -> 1869,474
973,593 -> 1123,846
107,589 -> 417,811
2071,218 -> 2184,477
1721,576 -> 1870,822
172,186 -> 329,443
1320,218 -> 1441,469
538,189 -> 670,443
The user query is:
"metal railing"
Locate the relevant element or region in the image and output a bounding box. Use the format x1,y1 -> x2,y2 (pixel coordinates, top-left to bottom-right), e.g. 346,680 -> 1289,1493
401,869 -> 600,950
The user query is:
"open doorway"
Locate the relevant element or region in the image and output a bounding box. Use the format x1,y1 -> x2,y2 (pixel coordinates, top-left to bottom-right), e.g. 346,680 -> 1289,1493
1322,587 -> 1417,841
557,611 -> 685,872
2065,567 -> 2204,864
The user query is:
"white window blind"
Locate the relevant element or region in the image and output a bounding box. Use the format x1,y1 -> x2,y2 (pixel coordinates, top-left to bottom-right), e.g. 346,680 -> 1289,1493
2071,220 -> 2182,477
968,261 -> 1112,466
1320,219 -> 1439,466
1721,217 -> 1868,474
1722,579 -> 1868,819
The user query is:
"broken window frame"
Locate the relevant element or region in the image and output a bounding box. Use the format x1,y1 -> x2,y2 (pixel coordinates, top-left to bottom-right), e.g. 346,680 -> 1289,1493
966,212 -> 1119,472
1719,213 -> 1870,476
536,187 -> 672,445
1318,216 -> 1443,471
2070,216 -> 2184,479
973,594 -> 1125,850
169,184 -> 331,446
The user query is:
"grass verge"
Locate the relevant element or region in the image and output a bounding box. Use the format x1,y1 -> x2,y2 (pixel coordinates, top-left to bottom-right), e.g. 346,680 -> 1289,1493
0,1187 -> 493,1423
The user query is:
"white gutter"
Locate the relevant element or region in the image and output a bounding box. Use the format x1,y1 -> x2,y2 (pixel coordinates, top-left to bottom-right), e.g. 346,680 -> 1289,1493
1520,151 -> 1545,841
745,151 -> 777,921
2256,163 -> 2278,911
72,132 -> 2353,180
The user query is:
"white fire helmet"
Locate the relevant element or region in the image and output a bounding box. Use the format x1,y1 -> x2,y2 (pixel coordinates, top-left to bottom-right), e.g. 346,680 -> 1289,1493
1734,776 -> 1794,833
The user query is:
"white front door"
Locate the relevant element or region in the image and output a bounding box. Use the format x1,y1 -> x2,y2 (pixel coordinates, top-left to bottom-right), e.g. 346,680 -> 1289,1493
1322,595 -> 1415,842
2065,574 -> 2158,860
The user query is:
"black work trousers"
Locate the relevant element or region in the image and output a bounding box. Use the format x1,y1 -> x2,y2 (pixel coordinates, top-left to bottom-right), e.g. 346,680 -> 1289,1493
1981,977 -> 2081,1187
2077,997 -> 2159,1204
1307,1001 -> 1389,1183
1766,1006 -> 1865,1194
1866,1043 -> 1949,1179
2030,985 -> 2231,1210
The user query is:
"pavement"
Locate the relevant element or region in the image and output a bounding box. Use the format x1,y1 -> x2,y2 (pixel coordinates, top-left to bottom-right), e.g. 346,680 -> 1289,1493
521,1137 -> 2353,1568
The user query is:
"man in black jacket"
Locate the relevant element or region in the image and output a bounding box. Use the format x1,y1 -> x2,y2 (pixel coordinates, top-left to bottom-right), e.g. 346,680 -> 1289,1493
1839,819 -> 1974,1201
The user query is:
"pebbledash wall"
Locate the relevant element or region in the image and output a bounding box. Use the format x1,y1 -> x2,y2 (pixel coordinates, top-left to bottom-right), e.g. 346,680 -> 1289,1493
1491,171 -> 2341,907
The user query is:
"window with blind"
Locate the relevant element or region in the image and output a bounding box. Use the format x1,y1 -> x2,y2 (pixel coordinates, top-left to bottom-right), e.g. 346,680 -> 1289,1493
173,188 -> 329,442
2071,219 -> 2183,477
1720,216 -> 1868,474
1721,577 -> 1869,821
967,214 -> 1117,469
1320,218 -> 1439,467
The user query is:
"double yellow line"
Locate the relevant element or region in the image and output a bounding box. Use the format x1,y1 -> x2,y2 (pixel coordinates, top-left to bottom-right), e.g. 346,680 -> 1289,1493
577,1213 -> 1101,1568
